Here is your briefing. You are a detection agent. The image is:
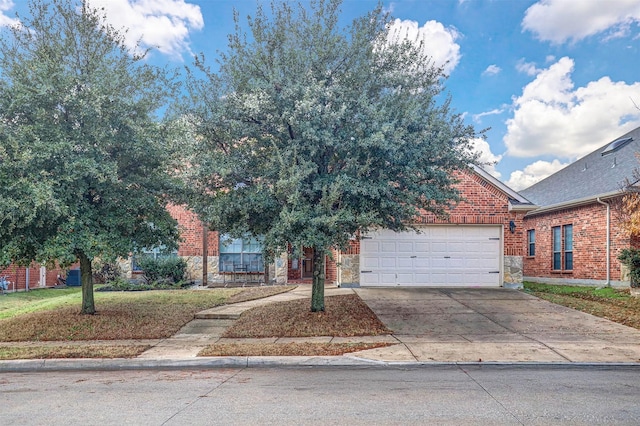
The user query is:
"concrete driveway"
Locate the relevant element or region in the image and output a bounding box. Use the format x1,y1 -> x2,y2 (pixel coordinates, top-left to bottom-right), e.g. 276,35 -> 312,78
353,288 -> 640,363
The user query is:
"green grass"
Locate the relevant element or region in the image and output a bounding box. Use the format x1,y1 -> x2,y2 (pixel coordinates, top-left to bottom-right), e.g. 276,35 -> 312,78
523,282 -> 630,299
0,287 -> 83,319
0,286 -> 295,342
524,281 -> 640,330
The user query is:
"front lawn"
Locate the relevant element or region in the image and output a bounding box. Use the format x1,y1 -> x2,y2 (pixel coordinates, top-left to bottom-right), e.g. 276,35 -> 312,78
524,282 -> 640,330
0,286 -> 293,341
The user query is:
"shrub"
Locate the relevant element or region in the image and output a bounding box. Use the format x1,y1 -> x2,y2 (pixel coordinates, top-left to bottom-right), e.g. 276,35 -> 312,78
618,248 -> 640,288
92,261 -> 122,284
137,256 -> 187,285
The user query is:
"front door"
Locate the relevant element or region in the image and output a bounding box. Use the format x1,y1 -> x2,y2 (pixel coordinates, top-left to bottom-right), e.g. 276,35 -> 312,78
302,247 -> 314,279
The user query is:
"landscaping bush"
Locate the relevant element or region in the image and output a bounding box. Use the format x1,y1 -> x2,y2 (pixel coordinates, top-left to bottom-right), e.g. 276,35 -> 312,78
92,261 -> 122,284
137,256 -> 187,285
618,248 -> 640,288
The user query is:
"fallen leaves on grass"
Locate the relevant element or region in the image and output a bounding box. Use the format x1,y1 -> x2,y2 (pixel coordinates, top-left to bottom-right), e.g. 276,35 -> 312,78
198,342 -> 394,357
223,294 -> 392,338
526,284 -> 640,330
0,287 -> 283,342
532,292 -> 640,330
0,345 -> 149,360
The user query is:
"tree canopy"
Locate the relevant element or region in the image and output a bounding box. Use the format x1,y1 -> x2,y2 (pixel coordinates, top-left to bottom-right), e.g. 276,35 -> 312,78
181,0 -> 480,311
0,0 -> 181,313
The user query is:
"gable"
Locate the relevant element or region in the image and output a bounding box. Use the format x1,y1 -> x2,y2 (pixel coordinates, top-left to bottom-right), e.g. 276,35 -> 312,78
416,166 -> 532,223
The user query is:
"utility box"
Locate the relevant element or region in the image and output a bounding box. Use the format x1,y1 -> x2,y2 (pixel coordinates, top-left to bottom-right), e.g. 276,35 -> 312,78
66,269 -> 81,286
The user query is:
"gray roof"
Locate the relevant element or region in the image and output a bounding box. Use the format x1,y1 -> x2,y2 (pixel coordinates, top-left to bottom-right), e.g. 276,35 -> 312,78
520,126 -> 640,207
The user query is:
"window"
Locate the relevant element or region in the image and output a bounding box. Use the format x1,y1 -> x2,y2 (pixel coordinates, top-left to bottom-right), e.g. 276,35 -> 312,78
219,235 -> 264,272
527,230 -> 535,256
601,137 -> 632,156
132,246 -> 178,271
552,224 -> 573,271
564,225 -> 573,270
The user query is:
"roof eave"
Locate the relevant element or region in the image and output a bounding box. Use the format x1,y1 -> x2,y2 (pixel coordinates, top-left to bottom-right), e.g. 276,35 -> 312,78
471,164 -> 533,204
524,190 -> 622,217
508,201 -> 538,213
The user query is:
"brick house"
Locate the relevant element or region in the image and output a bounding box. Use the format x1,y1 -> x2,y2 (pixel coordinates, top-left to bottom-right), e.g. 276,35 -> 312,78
154,165 -> 535,288
520,126 -> 640,287
0,263 -> 65,292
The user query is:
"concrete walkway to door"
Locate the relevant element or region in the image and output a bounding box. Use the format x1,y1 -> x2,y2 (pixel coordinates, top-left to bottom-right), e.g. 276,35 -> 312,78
351,288 -> 640,363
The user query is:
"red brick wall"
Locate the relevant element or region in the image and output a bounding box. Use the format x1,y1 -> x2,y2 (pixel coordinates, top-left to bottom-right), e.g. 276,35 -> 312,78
167,204 -> 218,257
339,170 -> 526,258
0,264 -> 65,291
523,201 -> 629,281
417,170 -> 525,256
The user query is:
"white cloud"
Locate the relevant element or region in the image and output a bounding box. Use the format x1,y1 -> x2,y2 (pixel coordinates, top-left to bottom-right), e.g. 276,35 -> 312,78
472,108 -> 504,123
0,0 -> 18,27
472,138 -> 502,179
504,159 -> 568,191
387,19 -> 461,74
88,0 -> 203,59
504,56 -> 640,159
515,58 -> 541,76
522,0 -> 640,44
482,64 -> 501,76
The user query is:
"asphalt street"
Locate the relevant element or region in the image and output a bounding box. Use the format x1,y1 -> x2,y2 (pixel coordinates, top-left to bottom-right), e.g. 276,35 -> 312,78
2,365 -> 639,425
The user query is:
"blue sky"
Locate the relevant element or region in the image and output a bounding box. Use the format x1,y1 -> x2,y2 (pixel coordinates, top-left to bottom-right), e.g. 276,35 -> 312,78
3,0 -> 640,191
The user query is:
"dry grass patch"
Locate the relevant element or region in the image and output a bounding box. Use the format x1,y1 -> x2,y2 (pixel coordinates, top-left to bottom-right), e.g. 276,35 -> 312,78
223,294 -> 392,338
198,342 -> 393,357
0,345 -> 149,360
0,287 -> 287,342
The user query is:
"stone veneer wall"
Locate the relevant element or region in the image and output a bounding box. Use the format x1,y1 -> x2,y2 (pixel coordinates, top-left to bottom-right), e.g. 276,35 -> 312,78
337,254 -> 360,287
503,255 -> 523,289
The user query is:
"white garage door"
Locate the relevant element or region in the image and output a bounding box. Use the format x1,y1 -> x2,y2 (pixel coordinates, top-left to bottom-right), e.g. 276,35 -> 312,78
359,226 -> 502,287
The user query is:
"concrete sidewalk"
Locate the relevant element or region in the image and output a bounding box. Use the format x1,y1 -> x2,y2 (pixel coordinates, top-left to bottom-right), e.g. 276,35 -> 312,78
1,286 -> 640,371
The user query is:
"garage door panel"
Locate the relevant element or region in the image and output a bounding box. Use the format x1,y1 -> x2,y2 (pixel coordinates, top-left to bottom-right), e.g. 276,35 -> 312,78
414,242 -> 430,252
378,257 -> 396,268
360,226 -> 501,287
361,257 -> 380,268
396,242 -> 413,253
381,242 -> 396,252
397,258 -> 413,268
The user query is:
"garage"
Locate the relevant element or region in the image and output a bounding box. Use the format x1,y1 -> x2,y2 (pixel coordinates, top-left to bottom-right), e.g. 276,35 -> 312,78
359,225 -> 502,287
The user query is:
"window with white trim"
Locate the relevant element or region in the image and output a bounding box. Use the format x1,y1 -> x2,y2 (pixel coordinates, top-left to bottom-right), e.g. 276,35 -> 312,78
219,235 -> 264,272
552,224 -> 573,271
132,246 -> 178,271
527,229 -> 535,256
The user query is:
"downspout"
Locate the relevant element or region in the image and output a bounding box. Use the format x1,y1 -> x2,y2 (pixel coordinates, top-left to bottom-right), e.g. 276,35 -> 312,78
596,198 -> 611,287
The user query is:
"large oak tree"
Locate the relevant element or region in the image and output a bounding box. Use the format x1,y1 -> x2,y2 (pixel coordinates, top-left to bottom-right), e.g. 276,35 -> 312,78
0,0 -> 181,314
182,0 -> 479,311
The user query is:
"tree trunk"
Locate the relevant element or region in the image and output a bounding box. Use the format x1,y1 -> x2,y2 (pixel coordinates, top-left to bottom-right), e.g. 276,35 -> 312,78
311,246 -> 325,312
78,251 -> 96,315
263,259 -> 271,286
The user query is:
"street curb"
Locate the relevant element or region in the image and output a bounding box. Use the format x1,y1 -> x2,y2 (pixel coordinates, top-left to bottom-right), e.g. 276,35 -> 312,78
1,357 -> 640,372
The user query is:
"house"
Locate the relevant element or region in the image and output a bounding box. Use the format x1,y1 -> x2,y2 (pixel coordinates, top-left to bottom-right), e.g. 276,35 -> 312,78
144,165 -> 535,288
0,263 -> 65,292
520,126 -> 640,287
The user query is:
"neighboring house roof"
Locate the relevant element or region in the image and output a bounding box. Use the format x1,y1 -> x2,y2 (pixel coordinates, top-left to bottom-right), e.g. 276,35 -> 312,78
520,126 -> 640,210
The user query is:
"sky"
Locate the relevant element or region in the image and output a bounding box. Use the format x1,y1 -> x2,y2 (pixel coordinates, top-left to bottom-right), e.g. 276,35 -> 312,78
2,0 -> 640,191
